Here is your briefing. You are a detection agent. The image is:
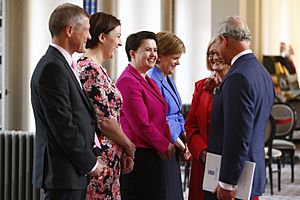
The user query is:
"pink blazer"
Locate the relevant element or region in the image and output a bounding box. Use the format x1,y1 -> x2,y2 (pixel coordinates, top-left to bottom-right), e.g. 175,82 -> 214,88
116,64 -> 171,153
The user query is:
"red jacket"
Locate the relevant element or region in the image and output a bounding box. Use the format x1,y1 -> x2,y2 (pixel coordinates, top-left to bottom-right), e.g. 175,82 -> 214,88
185,78 -> 212,200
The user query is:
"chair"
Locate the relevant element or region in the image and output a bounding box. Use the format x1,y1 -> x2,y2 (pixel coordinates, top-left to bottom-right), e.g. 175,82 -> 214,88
287,98 -> 300,142
264,115 -> 282,195
271,103 -> 297,183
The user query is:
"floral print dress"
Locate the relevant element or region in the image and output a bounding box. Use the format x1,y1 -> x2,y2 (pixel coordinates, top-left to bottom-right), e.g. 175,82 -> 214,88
77,57 -> 123,200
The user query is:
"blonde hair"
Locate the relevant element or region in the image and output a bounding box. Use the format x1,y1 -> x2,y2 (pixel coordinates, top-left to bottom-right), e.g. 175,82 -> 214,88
206,37 -> 217,71
156,31 -> 185,64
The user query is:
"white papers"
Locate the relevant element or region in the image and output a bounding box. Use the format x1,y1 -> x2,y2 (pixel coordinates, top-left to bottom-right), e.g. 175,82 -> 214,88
203,152 -> 256,200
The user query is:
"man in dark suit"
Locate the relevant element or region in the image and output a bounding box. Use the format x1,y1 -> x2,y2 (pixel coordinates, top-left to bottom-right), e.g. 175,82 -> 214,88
31,3 -> 104,200
205,16 -> 275,200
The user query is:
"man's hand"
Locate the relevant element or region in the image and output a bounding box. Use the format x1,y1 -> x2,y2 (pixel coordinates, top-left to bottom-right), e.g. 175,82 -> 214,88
89,160 -> 110,177
121,154 -> 134,174
215,184 -> 235,200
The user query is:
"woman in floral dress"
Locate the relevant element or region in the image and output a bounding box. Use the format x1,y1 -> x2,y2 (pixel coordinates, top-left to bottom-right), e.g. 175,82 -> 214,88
77,12 -> 135,200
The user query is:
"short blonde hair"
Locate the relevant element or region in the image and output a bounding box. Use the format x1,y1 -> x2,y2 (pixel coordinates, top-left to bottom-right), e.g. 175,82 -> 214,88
156,31 -> 186,64
206,37 -> 217,71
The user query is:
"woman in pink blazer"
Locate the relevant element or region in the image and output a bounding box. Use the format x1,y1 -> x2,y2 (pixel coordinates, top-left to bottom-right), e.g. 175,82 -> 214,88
116,31 -> 175,200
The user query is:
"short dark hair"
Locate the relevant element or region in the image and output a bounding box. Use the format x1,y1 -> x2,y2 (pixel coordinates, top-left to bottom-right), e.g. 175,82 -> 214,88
86,12 -> 121,49
48,3 -> 90,38
125,31 -> 157,61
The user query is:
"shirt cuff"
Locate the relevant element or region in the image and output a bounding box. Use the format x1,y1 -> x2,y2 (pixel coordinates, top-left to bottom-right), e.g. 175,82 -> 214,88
85,160 -> 98,176
219,181 -> 237,191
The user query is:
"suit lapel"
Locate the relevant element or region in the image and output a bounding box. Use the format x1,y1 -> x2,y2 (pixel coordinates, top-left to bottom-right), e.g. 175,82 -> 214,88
152,67 -> 181,109
165,76 -> 182,108
219,53 -> 254,89
67,64 -> 95,112
127,65 -> 166,106
49,46 -> 95,114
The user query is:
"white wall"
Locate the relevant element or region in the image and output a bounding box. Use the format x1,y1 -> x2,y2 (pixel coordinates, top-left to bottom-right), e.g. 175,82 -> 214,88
262,0 -> 281,55
4,0 -> 300,131
174,0 -> 212,104
115,0 -> 162,78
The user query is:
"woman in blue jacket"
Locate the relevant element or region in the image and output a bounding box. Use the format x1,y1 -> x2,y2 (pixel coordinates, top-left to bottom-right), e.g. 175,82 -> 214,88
147,31 -> 190,200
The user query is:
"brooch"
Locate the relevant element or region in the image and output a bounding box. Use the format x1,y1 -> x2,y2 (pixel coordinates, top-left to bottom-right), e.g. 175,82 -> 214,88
213,87 -> 220,95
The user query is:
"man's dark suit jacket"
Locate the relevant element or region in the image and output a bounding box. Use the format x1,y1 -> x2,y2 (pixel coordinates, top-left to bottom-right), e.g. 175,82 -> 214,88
31,46 -> 97,190
207,53 -> 275,198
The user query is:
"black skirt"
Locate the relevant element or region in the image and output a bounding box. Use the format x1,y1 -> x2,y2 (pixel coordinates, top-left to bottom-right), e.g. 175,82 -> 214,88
160,148 -> 184,200
120,148 -> 162,200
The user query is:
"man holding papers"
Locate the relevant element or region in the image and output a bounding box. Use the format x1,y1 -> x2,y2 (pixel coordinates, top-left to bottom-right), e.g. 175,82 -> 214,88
205,16 -> 275,200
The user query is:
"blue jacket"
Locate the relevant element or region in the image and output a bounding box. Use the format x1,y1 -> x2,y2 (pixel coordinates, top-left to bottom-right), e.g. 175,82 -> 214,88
147,66 -> 185,142
207,53 -> 275,197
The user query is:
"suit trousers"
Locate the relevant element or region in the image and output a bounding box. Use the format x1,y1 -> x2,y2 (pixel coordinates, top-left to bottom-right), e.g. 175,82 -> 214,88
44,188 -> 87,200
121,148 -> 162,200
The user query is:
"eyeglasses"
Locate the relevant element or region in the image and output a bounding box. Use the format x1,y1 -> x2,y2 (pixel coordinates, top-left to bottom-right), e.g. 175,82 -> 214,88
207,51 -> 220,58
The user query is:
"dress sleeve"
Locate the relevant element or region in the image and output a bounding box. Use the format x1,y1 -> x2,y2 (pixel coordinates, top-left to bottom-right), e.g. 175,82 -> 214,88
78,60 -> 118,123
185,80 -> 210,160
178,112 -> 185,133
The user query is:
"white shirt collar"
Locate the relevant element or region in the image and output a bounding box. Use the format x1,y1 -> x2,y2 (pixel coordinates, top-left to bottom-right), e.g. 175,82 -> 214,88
50,43 -> 73,67
231,49 -> 252,66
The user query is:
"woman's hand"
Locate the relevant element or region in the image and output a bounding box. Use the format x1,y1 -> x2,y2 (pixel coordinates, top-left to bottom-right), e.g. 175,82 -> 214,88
182,144 -> 192,160
121,154 -> 134,174
99,118 -> 136,158
203,72 -> 222,93
200,150 -> 207,162
158,143 -> 175,160
123,139 -> 136,158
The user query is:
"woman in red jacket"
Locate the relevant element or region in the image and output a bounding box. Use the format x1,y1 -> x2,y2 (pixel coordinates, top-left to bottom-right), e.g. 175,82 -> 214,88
185,37 -> 229,200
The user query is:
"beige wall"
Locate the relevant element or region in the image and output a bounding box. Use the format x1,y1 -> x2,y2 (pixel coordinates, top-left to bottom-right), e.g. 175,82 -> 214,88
211,0 -> 240,34
174,0 -> 212,103
262,0 -> 300,72
3,0 -> 82,131
2,0 -> 300,131
3,0 -> 28,130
